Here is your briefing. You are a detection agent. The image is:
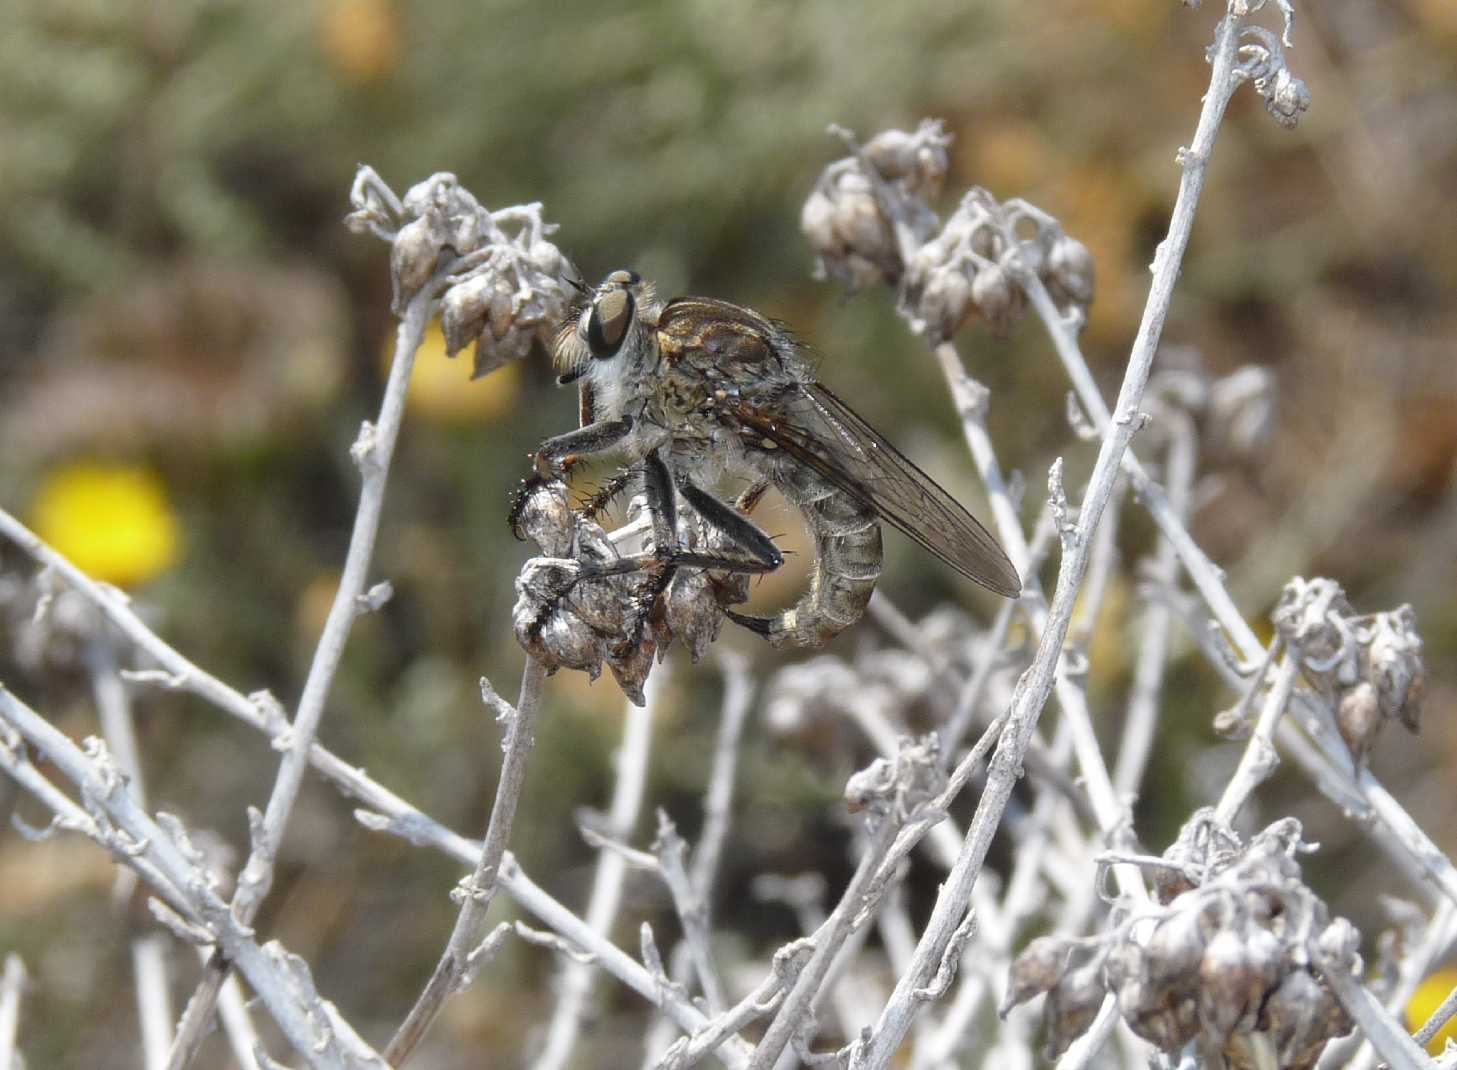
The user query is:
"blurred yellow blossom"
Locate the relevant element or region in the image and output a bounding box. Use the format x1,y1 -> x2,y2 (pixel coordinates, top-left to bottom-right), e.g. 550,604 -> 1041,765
317,0 -> 402,86
30,463 -> 181,587
392,322 -> 523,423
1409,967 -> 1457,1053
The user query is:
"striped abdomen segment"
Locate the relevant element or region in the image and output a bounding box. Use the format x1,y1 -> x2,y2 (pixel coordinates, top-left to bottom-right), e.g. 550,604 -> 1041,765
760,461 -> 883,648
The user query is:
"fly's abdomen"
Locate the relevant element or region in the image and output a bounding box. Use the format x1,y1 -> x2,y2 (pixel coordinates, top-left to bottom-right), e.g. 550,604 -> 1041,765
760,462 -> 883,648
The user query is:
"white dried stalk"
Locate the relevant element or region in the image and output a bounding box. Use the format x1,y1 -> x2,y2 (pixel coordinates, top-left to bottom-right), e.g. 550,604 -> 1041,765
849,14 -> 1252,1066
534,664 -> 663,1070
0,687 -> 388,1068
0,954 -> 24,1070
166,231 -> 440,1070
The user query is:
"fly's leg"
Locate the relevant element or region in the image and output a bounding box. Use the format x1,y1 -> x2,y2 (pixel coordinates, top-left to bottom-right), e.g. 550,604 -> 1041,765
735,478 -> 771,515
509,416 -> 635,537
579,470 -> 634,520
532,415 -> 634,479
570,461 -> 784,646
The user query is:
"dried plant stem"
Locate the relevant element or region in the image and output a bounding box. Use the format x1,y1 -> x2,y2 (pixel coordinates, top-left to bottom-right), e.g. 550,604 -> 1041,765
535,666 -> 663,1070
0,954 -> 23,1070
0,687 -> 388,1068
166,250 -> 435,1070
215,980 -> 264,1070
1213,648 -> 1298,825
1112,412 -> 1196,799
499,855 -> 754,1067
1018,147 -> 1457,914
928,343 -> 1134,856
1414,972 -> 1457,1049
384,656 -> 548,1066
644,656 -> 753,1064
850,18 -> 1247,1067
87,637 -> 173,1070
748,821 -> 900,1068
133,935 -> 174,1070
1313,938 -> 1431,1070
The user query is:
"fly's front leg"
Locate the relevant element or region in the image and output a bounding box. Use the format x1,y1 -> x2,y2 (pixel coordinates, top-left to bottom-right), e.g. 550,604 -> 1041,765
532,415 -> 634,480
509,416 -> 634,538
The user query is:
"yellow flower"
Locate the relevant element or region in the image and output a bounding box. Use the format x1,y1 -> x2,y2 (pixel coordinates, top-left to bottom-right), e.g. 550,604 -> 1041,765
1409,968 -> 1457,1054
391,322 -> 523,423
30,463 -> 182,587
317,0 -> 402,87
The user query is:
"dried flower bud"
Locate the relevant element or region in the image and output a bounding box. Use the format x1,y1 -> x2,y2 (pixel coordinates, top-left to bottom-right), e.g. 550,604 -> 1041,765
971,263 -> 1022,334
1273,577 -> 1355,671
1047,235 -> 1096,306
440,274 -> 495,358
1001,935 -> 1077,1014
862,119 -> 951,200
606,628 -> 657,706
513,559 -> 602,676
510,479 -> 577,557
1261,67 -> 1311,128
1257,968 -> 1351,1070
1367,603 -> 1423,731
390,216 -> 446,312
1044,961 -> 1106,1058
1336,681 -> 1382,765
1197,929 -> 1266,1039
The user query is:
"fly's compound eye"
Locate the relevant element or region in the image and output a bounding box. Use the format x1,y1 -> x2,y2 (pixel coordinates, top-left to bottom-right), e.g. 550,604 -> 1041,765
585,288 -> 634,358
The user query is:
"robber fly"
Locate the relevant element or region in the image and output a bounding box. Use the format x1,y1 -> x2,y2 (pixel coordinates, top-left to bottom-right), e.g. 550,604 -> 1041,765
518,269 -> 1020,649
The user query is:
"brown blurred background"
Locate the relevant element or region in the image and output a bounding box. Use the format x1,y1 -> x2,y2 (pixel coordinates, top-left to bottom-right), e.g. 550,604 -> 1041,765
1,0 -> 1455,1065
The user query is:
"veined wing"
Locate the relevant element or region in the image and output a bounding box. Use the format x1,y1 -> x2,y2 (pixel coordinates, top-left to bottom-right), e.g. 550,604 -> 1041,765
733,382 -> 1022,597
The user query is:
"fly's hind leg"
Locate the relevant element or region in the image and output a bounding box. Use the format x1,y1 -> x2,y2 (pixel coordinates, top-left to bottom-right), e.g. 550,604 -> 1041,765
577,458 -> 785,646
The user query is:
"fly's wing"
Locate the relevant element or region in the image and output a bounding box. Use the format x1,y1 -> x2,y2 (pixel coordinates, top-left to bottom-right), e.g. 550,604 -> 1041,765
733,383 -> 1022,597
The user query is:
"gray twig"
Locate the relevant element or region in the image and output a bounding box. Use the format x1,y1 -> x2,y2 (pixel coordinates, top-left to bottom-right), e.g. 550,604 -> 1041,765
535,666 -> 662,1070
383,656 -> 548,1065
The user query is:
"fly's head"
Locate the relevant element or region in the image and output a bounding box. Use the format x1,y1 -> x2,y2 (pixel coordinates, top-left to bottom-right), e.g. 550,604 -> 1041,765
553,269 -> 662,389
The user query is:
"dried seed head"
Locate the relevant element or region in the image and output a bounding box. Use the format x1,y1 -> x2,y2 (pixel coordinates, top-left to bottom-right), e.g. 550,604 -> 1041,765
1336,681 -> 1382,765
899,187 -> 1092,342
843,734 -> 944,822
1366,603 -> 1423,731
862,119 -> 952,200
802,123 -> 949,292
350,170 -> 573,373
1273,580 -> 1424,762
1057,814 -> 1360,1067
1001,935 -> 1077,1015
1046,235 -> 1096,306
1044,961 -> 1107,1058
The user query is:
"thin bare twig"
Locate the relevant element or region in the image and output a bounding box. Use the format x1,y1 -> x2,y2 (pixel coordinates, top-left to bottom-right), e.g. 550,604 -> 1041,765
166,242 -> 437,1070
851,16 -> 1249,1066
383,657 -> 548,1065
535,665 -> 663,1070
1213,646 -> 1297,825
0,686 -> 387,1068
1112,410 -> 1196,800
0,954 -> 24,1070
748,819 -> 901,1068
1312,928 -> 1431,1070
